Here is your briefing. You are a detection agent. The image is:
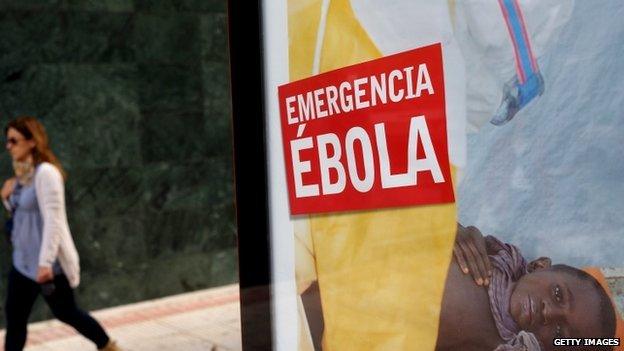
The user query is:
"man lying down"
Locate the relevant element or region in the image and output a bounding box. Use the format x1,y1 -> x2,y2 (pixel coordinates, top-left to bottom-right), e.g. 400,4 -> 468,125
437,225 -> 617,351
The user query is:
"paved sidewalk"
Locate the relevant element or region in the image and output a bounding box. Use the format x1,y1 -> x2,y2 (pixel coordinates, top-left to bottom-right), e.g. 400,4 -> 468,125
0,284 -> 242,351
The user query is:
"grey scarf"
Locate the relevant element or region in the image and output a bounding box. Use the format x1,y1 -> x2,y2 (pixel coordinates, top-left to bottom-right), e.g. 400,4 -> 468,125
485,236 -> 541,351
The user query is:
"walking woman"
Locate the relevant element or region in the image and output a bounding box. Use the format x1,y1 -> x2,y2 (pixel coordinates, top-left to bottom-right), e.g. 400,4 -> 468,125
0,117 -> 120,351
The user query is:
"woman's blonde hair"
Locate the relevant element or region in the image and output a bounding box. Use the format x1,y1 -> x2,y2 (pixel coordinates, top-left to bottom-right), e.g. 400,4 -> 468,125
5,116 -> 66,180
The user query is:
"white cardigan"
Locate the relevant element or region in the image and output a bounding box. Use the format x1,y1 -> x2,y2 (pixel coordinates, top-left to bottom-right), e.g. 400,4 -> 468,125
35,162 -> 80,288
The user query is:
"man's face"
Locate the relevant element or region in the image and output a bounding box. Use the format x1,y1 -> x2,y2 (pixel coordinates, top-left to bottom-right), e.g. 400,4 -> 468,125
509,268 -> 605,351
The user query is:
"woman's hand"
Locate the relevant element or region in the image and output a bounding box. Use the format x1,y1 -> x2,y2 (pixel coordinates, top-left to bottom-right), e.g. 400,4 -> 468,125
453,224 -> 492,286
36,266 -> 54,283
1,177 -> 15,200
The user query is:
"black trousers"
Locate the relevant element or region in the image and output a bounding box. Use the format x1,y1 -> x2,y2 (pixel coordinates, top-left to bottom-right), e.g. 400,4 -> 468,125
4,267 -> 110,351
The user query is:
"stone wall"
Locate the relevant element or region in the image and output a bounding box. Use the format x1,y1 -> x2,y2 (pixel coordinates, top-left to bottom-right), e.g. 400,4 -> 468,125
0,0 -> 235,324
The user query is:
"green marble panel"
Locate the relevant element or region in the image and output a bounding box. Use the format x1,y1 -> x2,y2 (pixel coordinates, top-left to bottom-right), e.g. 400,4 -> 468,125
0,64 -> 141,169
139,112 -> 207,163
200,13 -> 228,63
63,0 -> 134,12
135,0 -> 226,13
202,61 -> 232,157
0,64 -> 67,127
66,166 -> 144,219
77,269 -> 149,309
46,64 -> 142,169
64,11 -> 135,63
0,0 -> 62,11
137,158 -> 233,211
141,250 -> 235,297
208,248 -> 237,286
77,214 -> 149,273
133,13 -> 201,65
137,63 -> 202,114
142,207 -> 235,258
0,12 -> 63,75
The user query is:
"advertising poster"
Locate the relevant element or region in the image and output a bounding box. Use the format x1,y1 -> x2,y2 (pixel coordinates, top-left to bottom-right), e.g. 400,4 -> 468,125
256,0 -> 624,350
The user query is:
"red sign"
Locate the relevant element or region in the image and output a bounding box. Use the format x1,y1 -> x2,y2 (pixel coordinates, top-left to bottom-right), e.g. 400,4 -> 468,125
278,43 -> 454,215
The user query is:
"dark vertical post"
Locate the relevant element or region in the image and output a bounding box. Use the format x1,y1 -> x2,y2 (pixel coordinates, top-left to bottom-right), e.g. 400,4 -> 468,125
227,0 -> 273,350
